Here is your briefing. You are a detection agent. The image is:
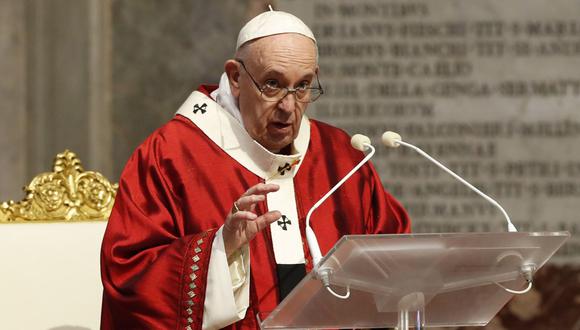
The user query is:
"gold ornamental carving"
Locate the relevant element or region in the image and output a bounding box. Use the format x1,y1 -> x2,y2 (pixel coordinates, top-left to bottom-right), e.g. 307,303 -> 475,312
0,150 -> 118,222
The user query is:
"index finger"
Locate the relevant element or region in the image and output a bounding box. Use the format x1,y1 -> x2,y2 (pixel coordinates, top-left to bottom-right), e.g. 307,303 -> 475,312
242,183 -> 280,197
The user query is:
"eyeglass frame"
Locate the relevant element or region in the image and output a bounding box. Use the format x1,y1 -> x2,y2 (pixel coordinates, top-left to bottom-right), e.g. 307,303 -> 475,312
235,58 -> 324,103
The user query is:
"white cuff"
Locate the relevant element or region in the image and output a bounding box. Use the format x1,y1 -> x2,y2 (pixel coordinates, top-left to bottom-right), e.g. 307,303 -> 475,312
202,226 -> 250,329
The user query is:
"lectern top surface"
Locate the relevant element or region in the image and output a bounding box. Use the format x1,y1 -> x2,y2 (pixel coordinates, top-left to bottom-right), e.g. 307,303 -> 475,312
261,231 -> 569,329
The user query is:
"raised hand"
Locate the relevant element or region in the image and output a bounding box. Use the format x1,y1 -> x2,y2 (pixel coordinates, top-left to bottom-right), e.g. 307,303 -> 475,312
222,183 -> 281,257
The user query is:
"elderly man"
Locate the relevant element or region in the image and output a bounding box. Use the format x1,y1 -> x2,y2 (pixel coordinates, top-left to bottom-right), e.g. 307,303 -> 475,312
101,9 -> 410,330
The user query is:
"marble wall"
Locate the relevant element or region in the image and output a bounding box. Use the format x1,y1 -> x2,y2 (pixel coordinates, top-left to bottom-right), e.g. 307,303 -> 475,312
111,0 -> 258,176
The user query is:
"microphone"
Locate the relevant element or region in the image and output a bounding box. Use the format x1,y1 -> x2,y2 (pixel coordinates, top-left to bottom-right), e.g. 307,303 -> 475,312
381,131 -> 518,232
351,134 -> 372,151
306,134 -> 376,268
381,131 -> 402,148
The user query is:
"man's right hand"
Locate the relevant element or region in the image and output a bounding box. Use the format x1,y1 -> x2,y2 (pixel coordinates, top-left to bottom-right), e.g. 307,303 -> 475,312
222,183 -> 281,258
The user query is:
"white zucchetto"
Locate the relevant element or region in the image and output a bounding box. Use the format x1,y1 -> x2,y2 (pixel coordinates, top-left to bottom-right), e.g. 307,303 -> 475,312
236,9 -> 316,50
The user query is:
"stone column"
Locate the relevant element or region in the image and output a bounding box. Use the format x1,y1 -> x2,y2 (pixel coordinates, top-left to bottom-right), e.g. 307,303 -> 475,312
24,0 -> 113,182
88,0 -> 113,179
0,0 -> 27,201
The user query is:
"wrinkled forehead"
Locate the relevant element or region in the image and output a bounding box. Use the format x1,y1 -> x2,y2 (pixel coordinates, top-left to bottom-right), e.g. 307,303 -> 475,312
239,33 -> 318,69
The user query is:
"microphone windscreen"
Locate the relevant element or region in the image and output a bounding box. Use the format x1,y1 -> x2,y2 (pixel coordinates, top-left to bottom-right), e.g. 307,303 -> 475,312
350,134 -> 371,151
382,131 -> 402,148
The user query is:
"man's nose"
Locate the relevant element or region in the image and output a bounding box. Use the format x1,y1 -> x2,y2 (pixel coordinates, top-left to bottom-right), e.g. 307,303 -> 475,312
278,92 -> 297,113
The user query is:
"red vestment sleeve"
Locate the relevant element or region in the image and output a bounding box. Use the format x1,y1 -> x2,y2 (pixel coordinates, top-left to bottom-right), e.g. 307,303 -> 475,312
365,162 -> 411,235
100,135 -> 217,330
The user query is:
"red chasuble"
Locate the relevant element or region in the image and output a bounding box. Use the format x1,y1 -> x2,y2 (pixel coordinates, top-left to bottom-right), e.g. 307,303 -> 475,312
101,85 -> 410,329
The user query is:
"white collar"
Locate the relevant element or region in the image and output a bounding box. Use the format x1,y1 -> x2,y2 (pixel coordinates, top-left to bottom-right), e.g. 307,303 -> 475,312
210,72 -> 243,125
175,90 -> 310,180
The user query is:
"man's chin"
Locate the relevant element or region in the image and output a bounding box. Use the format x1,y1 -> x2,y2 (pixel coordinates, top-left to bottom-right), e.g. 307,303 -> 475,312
261,136 -> 293,154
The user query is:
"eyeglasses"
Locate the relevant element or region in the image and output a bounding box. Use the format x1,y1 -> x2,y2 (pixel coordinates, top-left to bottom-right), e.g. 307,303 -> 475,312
236,59 -> 324,103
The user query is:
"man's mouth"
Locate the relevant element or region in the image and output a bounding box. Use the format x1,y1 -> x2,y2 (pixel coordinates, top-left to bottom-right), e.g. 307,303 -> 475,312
271,122 -> 291,129
268,122 -> 293,135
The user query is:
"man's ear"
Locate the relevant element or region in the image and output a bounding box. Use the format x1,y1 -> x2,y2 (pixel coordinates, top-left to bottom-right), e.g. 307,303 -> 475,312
225,59 -> 241,98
